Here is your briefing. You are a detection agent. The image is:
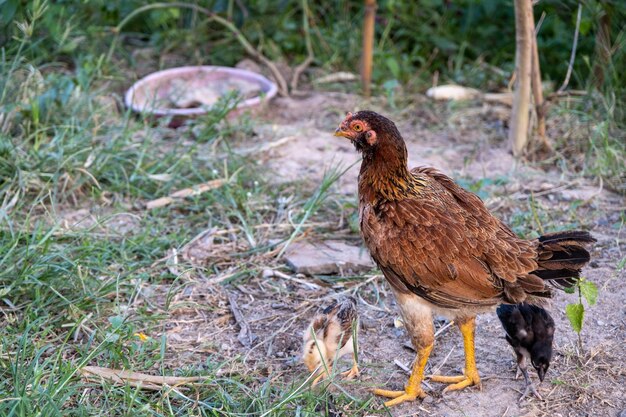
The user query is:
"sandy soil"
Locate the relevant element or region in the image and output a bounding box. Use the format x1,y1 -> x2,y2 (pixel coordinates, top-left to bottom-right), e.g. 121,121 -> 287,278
138,92 -> 625,417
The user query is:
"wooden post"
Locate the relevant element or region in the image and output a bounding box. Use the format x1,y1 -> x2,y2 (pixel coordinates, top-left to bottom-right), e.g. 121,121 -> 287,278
509,0 -> 533,157
361,0 -> 377,97
529,9 -> 549,149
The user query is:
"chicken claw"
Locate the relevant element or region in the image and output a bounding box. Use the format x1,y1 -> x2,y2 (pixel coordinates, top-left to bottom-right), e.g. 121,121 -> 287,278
372,387 -> 426,407
518,367 -> 542,401
340,362 -> 360,380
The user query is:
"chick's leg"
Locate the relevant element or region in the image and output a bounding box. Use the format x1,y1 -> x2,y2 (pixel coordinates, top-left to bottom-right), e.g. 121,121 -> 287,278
428,316 -> 481,392
341,352 -> 360,380
312,363 -> 332,386
373,343 -> 432,406
312,371 -> 327,386
516,352 -> 541,400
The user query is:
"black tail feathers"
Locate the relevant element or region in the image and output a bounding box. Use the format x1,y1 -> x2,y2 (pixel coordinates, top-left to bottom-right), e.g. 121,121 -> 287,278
534,231 -> 596,289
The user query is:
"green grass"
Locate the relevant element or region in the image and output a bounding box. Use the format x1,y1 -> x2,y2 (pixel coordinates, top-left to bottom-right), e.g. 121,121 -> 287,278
0,106 -> 366,417
0,15 -> 369,413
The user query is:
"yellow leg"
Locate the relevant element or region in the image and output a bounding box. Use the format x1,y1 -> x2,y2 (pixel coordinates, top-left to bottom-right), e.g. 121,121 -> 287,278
428,317 -> 481,392
341,353 -> 360,380
373,344 -> 432,407
312,364 -> 331,386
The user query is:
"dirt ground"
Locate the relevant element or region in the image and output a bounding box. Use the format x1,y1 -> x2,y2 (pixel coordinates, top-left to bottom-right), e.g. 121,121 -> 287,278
136,92 -> 626,417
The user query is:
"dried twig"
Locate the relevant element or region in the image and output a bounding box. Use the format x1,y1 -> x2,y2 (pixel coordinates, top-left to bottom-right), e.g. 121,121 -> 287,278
146,179 -> 227,209
180,228 -> 217,259
110,3 -> 289,96
557,3 -> 582,93
227,293 -> 257,347
429,346 -> 455,377
313,72 -> 358,84
546,89 -> 587,100
165,248 -> 189,278
394,359 -> 434,390
534,11 -> 546,35
394,359 -> 411,374
262,269 -> 320,290
290,0 -> 315,92
0,188 -> 19,215
79,366 -> 206,390
434,320 -> 455,338
235,135 -> 298,156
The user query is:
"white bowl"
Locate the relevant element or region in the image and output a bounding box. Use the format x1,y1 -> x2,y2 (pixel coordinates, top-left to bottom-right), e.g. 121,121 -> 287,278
125,65 -> 277,117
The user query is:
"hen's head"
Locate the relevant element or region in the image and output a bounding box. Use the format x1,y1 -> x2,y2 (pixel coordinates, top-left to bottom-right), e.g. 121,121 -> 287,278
334,110 -> 403,153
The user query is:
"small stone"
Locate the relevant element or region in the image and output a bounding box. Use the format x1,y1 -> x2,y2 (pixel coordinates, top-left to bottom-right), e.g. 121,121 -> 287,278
434,316 -> 449,324
235,58 -> 262,74
403,342 -> 416,352
284,240 -> 375,275
422,395 -> 435,405
596,218 -> 609,227
560,187 -> 600,202
359,317 -> 377,330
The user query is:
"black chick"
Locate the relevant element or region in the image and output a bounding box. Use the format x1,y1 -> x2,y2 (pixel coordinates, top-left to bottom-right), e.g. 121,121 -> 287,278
496,303 -> 555,400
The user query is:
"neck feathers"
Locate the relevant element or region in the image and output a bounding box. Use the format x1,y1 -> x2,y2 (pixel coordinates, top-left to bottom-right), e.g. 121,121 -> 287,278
358,134 -> 424,203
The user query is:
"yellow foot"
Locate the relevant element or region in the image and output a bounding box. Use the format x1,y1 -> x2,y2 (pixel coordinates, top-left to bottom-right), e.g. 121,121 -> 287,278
373,388 -> 426,407
341,364 -> 360,380
311,372 -> 328,386
428,371 -> 481,392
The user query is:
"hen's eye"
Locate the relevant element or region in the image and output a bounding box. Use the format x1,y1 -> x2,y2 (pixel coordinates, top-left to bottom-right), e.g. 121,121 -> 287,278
353,123 -> 363,132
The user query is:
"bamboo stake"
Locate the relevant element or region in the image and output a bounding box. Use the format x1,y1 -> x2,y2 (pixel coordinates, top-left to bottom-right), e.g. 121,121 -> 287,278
361,0 -> 377,97
529,7 -> 549,150
509,0 -> 533,157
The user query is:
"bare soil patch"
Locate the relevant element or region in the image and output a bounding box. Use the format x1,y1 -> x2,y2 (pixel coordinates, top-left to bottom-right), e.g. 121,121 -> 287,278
134,92 -> 625,416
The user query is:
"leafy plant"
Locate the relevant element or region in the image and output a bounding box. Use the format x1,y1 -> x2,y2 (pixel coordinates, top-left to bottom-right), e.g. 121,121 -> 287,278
564,277 -> 598,348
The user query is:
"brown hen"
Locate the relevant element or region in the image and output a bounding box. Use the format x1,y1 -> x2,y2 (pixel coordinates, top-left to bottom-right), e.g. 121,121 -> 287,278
334,110 -> 595,407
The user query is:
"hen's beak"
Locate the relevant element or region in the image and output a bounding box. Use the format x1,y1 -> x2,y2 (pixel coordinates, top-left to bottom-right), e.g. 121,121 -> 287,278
334,128 -> 353,139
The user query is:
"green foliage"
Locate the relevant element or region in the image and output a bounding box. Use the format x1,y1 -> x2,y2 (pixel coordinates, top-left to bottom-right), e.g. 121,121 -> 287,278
193,90 -> 246,143
2,0 -> 624,92
565,302 -> 584,333
565,277 -> 598,339
580,280 -> 598,306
